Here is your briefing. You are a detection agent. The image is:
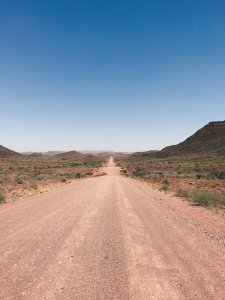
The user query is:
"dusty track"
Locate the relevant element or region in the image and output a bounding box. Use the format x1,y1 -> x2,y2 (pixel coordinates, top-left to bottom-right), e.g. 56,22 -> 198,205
0,158 -> 225,299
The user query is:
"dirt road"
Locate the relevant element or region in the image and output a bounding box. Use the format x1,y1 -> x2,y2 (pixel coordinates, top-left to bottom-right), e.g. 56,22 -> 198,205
0,157 -> 225,299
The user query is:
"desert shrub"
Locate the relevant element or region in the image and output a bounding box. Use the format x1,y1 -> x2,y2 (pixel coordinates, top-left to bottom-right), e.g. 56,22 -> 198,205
69,162 -> 80,167
61,178 -> 67,182
175,188 -> 189,198
190,190 -> 225,208
75,173 -> 81,178
155,171 -> 165,178
132,171 -> 148,177
206,173 -> 216,180
0,175 -> 7,183
121,169 -> 129,177
196,173 -> 202,179
162,179 -> 170,185
15,176 -> 24,184
85,172 -> 93,176
59,173 -> 70,178
35,174 -> 45,181
0,188 -> 6,203
214,171 -> 225,180
30,183 -> 38,190
161,184 -> 169,192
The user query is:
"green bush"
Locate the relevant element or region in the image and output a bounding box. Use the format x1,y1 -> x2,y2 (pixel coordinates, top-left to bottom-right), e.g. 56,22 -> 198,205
175,188 -> 189,198
30,183 -> 38,190
132,171 -> 148,177
15,176 -> 24,184
214,171 -> 225,179
162,179 -> 170,185
0,188 -> 6,203
75,173 -> 81,178
0,175 -> 7,183
161,184 -> 169,192
196,173 -> 202,179
155,171 -> 165,178
35,174 -> 46,181
206,173 -> 216,180
208,171 -> 225,180
190,190 -> 225,208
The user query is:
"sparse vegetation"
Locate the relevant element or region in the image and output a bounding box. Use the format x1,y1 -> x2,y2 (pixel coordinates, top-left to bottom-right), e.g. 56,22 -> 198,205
132,170 -> 149,177
161,184 -> 169,192
190,190 -> 225,208
30,183 -> 38,190
0,150 -> 108,202
175,188 -> 225,208
15,176 -> 24,184
175,188 -> 190,199
212,171 -> 225,179
116,121 -> 225,212
0,188 -> 6,203
162,179 -> 170,185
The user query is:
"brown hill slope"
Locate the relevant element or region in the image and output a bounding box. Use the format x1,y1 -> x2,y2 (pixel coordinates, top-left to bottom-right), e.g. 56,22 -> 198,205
54,151 -> 84,160
159,121 -> 225,157
0,145 -> 21,158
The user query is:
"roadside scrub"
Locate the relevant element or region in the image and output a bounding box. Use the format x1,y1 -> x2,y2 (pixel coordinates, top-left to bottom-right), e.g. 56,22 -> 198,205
176,188 -> 225,208
132,170 -> 149,178
191,190 -> 225,207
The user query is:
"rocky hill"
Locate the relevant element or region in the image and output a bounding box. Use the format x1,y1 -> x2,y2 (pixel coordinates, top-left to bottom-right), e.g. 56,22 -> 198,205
159,121 -> 225,157
0,145 -> 21,158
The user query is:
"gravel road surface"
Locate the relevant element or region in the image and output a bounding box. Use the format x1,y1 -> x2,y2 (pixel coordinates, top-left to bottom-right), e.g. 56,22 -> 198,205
0,158 -> 225,299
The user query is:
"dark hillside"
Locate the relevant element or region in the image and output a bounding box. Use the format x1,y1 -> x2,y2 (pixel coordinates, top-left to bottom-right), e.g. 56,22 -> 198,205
158,121 -> 225,157
0,145 -> 21,158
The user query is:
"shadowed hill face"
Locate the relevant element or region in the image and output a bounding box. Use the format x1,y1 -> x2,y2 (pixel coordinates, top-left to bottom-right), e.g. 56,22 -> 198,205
159,121 -> 225,157
0,145 -> 21,158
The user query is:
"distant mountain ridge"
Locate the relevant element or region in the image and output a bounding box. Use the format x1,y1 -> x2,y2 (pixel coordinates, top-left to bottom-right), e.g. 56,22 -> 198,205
158,121 -> 225,157
55,151 -> 84,159
22,151 -> 64,156
2,121 -> 225,159
80,150 -> 115,155
22,150 -> 116,157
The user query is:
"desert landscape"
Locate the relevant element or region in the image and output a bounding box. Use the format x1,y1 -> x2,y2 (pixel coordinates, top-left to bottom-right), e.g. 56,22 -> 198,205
116,121 -> 225,210
1,0 -> 225,299
1,121 -> 225,210
0,147 -> 108,202
0,121 -> 225,299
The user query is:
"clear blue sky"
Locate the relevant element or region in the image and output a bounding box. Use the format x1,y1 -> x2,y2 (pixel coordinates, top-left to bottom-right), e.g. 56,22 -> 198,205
1,0 -> 225,152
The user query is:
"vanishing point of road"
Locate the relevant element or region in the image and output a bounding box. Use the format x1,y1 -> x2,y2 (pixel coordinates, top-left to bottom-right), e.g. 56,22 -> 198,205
0,158 -> 225,299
